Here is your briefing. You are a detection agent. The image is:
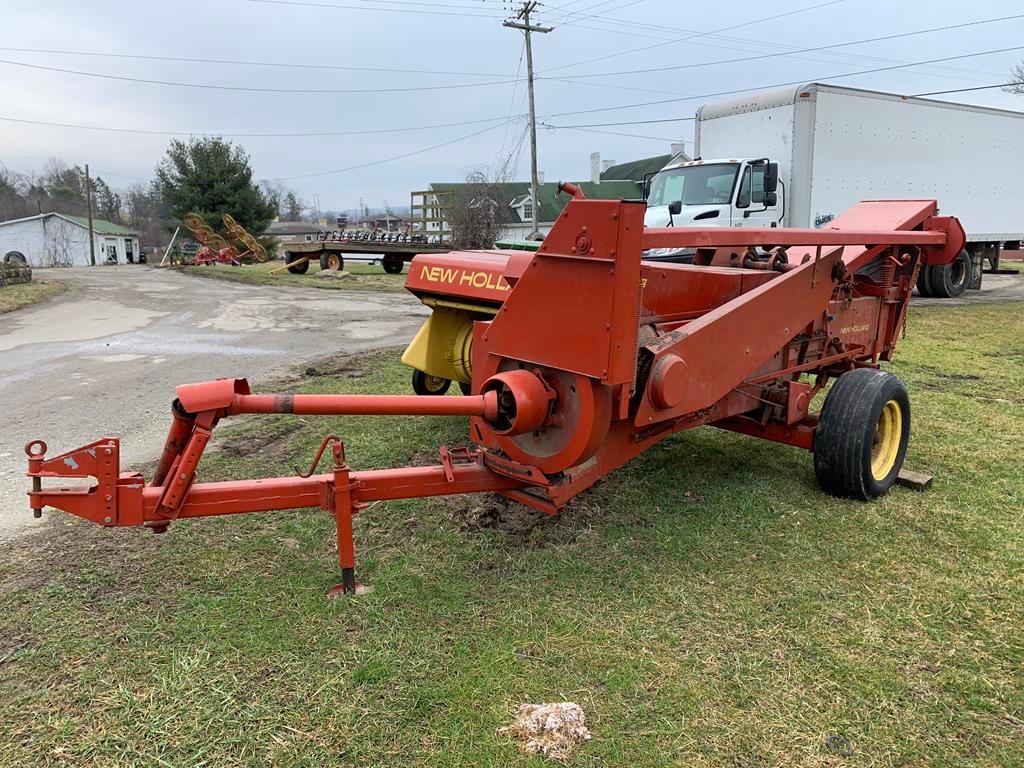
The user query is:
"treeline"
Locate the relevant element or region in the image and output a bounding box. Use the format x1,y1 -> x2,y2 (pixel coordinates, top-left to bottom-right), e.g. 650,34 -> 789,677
0,158 -> 170,248
1,145 -> 310,251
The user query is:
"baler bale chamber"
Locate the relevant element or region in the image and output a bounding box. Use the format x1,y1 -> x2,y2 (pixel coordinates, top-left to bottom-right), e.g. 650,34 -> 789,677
25,193 -> 965,594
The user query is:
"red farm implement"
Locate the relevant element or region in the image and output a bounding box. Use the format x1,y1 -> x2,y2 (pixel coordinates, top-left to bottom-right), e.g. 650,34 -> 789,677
26,194 -> 964,594
183,212 -> 267,266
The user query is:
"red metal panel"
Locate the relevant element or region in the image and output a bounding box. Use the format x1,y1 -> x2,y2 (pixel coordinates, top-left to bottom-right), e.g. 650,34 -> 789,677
403,250 -> 532,305
634,246 -> 844,425
482,199 -> 646,385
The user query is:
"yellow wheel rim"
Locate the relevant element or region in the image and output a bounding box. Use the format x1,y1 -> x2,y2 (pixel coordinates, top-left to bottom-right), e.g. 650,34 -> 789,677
424,375 -> 447,392
871,399 -> 902,480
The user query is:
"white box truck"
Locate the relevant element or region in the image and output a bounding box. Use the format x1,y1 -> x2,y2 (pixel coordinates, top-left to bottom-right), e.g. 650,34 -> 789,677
643,82 -> 1024,297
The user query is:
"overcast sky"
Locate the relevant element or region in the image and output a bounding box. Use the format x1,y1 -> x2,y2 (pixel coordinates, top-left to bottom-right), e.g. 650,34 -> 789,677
1,0 -> 1022,212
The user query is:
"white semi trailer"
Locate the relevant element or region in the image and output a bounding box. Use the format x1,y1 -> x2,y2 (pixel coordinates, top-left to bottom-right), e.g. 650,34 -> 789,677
644,82 -> 1024,297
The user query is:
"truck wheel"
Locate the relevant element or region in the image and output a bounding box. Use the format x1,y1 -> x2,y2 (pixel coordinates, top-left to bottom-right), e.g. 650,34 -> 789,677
927,249 -> 971,298
285,252 -> 310,274
382,255 -> 404,274
319,252 -> 344,271
915,265 -> 933,297
813,368 -> 910,500
412,369 -> 451,396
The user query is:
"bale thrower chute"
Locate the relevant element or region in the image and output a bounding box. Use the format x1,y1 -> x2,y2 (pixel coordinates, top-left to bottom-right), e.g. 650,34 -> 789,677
26,195 -> 965,595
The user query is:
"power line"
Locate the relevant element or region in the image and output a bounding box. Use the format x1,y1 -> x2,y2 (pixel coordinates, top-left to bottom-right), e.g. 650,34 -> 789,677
542,44 -> 1024,118
0,113 -> 521,138
271,120 -> 513,180
558,12 -> 1024,79
247,0 -> 506,18
912,81 -> 1021,96
0,46 -> 510,78
542,0 -> 844,74
540,122 -> 689,142
0,57 -> 521,94
555,17 -> 1009,83
546,117 -> 695,127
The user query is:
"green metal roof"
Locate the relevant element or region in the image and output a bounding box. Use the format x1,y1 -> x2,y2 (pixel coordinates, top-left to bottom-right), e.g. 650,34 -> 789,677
600,154 -> 673,183
62,214 -> 139,236
494,238 -> 542,251
430,180 -> 643,224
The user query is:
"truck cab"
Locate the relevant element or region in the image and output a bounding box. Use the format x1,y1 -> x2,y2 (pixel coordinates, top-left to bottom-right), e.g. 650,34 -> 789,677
643,157 -> 783,261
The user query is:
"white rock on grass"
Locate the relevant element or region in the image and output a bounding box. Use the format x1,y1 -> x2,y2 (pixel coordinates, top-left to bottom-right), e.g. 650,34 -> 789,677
498,702 -> 592,761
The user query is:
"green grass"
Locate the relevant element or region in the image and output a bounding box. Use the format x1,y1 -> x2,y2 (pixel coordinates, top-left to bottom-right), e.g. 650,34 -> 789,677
1,304 -> 1022,767
0,280 -> 64,314
176,259 -> 408,292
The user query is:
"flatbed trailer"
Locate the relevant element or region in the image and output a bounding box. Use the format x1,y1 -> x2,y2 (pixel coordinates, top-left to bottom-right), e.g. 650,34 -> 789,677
283,239 -> 450,275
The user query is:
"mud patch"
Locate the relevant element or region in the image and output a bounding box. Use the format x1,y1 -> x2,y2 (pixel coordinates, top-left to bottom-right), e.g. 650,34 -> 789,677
216,420 -> 302,459
0,517 -> 165,598
449,494 -> 550,544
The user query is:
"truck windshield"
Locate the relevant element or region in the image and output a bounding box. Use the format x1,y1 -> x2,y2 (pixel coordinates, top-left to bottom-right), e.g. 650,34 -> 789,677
647,164 -> 739,207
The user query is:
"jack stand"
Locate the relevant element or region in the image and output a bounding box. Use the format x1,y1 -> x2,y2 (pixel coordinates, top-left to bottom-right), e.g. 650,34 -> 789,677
324,439 -> 370,597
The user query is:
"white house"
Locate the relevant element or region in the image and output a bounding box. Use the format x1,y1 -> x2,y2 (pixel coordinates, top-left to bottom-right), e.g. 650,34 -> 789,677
0,213 -> 141,268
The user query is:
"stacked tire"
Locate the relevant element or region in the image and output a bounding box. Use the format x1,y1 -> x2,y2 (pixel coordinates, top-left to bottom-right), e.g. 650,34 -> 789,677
1,252 -> 32,286
917,249 -> 971,299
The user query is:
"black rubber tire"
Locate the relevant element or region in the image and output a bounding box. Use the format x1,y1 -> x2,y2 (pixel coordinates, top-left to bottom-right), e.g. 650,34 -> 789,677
813,368 -> 910,500
412,369 -> 451,396
285,251 -> 310,274
319,252 -> 344,271
916,265 -> 933,297
927,249 -> 971,298
3,251 -> 27,265
458,381 -> 472,396
382,255 -> 404,274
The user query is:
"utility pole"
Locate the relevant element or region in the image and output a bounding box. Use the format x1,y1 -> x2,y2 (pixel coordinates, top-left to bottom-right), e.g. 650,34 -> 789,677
504,1 -> 550,240
84,164 -> 96,266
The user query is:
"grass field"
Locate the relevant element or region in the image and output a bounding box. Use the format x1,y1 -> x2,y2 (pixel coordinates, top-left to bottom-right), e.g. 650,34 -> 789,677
0,280 -> 64,314
1,303 -> 1021,767
177,260 -> 407,293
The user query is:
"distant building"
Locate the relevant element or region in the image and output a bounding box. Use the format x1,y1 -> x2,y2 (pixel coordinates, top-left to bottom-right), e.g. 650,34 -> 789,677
371,212 -> 406,232
264,220 -> 327,244
427,180 -> 643,240
0,212 -> 140,267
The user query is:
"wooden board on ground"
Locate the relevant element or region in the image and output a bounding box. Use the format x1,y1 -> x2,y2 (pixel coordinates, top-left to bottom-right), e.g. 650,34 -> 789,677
897,469 -> 934,491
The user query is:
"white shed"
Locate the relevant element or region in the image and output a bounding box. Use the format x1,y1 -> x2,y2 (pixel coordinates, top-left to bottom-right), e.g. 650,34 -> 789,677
0,213 -> 141,268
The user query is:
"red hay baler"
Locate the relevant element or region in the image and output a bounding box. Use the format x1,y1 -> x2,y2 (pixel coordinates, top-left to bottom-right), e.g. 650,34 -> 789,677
25,194 -> 964,595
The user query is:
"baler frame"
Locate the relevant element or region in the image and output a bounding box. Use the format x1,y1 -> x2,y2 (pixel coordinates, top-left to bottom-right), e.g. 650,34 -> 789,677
26,196 -> 965,594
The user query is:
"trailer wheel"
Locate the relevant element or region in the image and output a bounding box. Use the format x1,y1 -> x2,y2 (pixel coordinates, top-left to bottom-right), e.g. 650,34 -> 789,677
319,252 -> 344,271
412,369 -> 451,396
285,252 -> 310,274
813,368 -> 910,500
382,255 -> 404,274
915,265 -> 933,297
927,249 -> 971,298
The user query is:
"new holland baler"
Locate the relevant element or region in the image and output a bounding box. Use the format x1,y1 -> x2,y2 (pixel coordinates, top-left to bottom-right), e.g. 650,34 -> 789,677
25,191 -> 964,594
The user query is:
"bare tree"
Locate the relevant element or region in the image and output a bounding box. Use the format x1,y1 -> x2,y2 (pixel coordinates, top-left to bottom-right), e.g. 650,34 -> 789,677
42,218 -> 76,268
449,170 -> 515,249
1003,62 -> 1024,94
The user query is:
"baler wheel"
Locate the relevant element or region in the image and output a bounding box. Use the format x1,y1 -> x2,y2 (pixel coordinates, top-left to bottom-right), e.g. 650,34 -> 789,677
382,255 -> 404,274
813,368 -> 910,500
927,249 -> 971,298
458,381 -> 472,396
412,369 -> 451,396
